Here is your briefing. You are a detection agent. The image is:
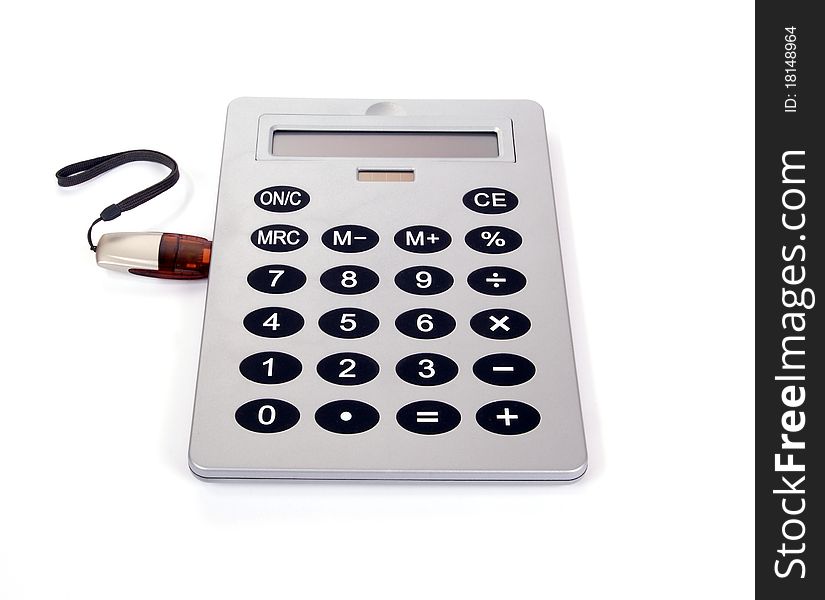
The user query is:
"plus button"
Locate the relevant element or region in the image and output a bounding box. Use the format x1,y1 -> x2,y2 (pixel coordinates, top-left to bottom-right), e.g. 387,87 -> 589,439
496,407 -> 519,426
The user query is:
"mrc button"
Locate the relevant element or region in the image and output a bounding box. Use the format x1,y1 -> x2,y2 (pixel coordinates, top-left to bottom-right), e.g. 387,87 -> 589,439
476,400 -> 540,435
254,186 -> 309,212
251,225 -> 308,252
463,187 -> 518,214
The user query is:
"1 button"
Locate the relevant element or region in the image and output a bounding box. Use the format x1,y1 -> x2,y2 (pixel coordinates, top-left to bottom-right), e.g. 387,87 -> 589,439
318,308 -> 380,339
315,400 -> 379,434
473,353 -> 536,386
470,309 -> 531,340
320,265 -> 379,295
239,352 -> 302,384
476,400 -> 540,435
396,400 -> 461,435
317,352 -> 379,385
251,224 -> 308,252
465,226 -> 522,255
394,225 -> 451,253
396,353 -> 458,386
247,264 -> 306,294
463,187 -> 518,214
235,399 -> 300,433
322,225 -> 379,253
243,307 -> 304,338
467,266 -> 526,296
254,186 -> 310,212
395,266 -> 453,295
395,308 -> 456,339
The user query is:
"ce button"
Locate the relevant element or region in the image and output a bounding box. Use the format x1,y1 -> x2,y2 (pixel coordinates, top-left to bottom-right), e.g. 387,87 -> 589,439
463,187 -> 518,214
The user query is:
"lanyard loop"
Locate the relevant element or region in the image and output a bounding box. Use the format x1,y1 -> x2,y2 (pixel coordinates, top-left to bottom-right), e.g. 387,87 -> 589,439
55,150 -> 180,251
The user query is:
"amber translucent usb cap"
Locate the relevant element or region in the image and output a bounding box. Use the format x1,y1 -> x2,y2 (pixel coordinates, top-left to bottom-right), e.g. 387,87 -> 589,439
95,232 -> 211,279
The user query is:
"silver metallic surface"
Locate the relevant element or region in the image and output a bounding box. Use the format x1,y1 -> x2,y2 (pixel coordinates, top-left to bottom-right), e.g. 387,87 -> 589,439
95,232 -> 162,273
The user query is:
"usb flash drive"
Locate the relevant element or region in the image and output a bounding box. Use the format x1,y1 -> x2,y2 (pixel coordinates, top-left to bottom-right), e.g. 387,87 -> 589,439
95,232 -> 211,279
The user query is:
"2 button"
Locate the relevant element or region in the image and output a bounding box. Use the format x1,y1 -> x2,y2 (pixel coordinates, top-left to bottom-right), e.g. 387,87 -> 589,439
317,352 -> 379,385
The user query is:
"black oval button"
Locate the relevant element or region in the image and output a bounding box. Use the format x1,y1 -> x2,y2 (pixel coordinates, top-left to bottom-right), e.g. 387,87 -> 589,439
317,352 -> 379,385
470,309 -> 531,340
476,400 -> 540,435
243,307 -> 305,338
465,226 -> 522,254
239,352 -> 302,384
315,400 -> 379,434
396,353 -> 458,386
247,264 -> 307,294
254,186 -> 310,212
395,308 -> 456,339
320,265 -> 379,295
463,187 -> 518,214
322,225 -> 379,253
251,224 -> 308,252
467,266 -> 526,296
394,225 -> 451,253
396,400 -> 461,435
235,399 -> 300,433
472,353 -> 535,386
395,266 -> 453,295
318,308 -> 380,339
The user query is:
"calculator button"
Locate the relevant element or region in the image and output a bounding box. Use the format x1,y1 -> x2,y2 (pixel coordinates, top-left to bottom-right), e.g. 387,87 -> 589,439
396,353 -> 458,386
317,352 -> 380,385
467,266 -> 526,296
243,307 -> 305,338
472,353 -> 536,386
470,309 -> 531,340
395,308 -> 456,339
318,308 -> 380,339
315,400 -> 379,434
476,401 -> 540,435
394,266 -> 454,295
465,226 -> 522,255
251,224 -> 308,252
396,400 -> 461,435
247,264 -> 307,294
463,187 -> 518,214
239,352 -> 302,384
394,225 -> 451,253
253,185 -> 310,213
321,225 -> 379,253
320,265 -> 380,295
235,399 -> 300,433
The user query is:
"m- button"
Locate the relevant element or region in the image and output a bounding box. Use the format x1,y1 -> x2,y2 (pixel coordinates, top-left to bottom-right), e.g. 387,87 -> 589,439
463,187 -> 519,214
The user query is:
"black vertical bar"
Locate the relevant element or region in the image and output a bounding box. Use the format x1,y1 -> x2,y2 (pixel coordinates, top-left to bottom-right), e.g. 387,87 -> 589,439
756,2 -> 822,598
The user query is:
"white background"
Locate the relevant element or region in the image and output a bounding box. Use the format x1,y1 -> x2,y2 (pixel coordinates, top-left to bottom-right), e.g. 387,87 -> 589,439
0,1 -> 754,597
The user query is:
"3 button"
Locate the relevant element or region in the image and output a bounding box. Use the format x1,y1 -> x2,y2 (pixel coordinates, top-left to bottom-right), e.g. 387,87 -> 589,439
396,353 -> 458,386
396,400 -> 461,435
315,400 -> 379,434
476,400 -> 540,435
473,353 -> 535,386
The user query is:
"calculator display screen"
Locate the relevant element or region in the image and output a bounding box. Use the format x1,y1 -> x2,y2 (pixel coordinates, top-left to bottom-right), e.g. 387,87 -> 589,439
271,131 -> 499,158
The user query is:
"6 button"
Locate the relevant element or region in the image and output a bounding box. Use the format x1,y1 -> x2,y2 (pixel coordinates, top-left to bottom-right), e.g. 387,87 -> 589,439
395,308 -> 455,339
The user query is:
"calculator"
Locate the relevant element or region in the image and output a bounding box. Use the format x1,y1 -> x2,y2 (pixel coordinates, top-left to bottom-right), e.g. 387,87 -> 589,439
188,98 -> 587,481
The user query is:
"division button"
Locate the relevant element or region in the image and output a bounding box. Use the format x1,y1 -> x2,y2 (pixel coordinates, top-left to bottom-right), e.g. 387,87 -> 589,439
318,307 -> 380,339
462,187 -> 518,214
254,185 -> 310,212
243,307 -> 305,338
476,400 -> 540,435
315,400 -> 379,434
247,264 -> 307,294
395,266 -> 454,295
239,352 -> 303,384
465,226 -> 522,255
320,265 -> 379,295
396,353 -> 458,386
396,400 -> 461,435
235,399 -> 300,433
317,352 -> 380,385
467,266 -> 526,296
322,225 -> 379,253
470,309 -> 531,340
472,353 -> 536,386
394,225 -> 451,253
251,224 -> 308,252
395,308 -> 456,339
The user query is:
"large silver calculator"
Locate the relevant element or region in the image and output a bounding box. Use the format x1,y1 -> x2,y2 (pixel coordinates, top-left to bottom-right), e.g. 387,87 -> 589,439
188,98 -> 587,480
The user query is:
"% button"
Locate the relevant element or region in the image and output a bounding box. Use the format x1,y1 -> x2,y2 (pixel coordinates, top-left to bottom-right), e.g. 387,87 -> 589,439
465,226 -> 522,255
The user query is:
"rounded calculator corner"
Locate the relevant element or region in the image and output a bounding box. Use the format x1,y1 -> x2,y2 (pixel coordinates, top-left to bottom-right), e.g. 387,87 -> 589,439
188,447 -> 219,480
516,99 -> 547,118
226,96 -> 255,113
561,458 -> 588,482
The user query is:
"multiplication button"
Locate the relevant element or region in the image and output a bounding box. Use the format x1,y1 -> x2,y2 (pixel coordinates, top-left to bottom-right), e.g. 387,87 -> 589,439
467,266 -> 526,296
476,401 -> 540,435
470,309 -> 531,340
394,225 -> 451,253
